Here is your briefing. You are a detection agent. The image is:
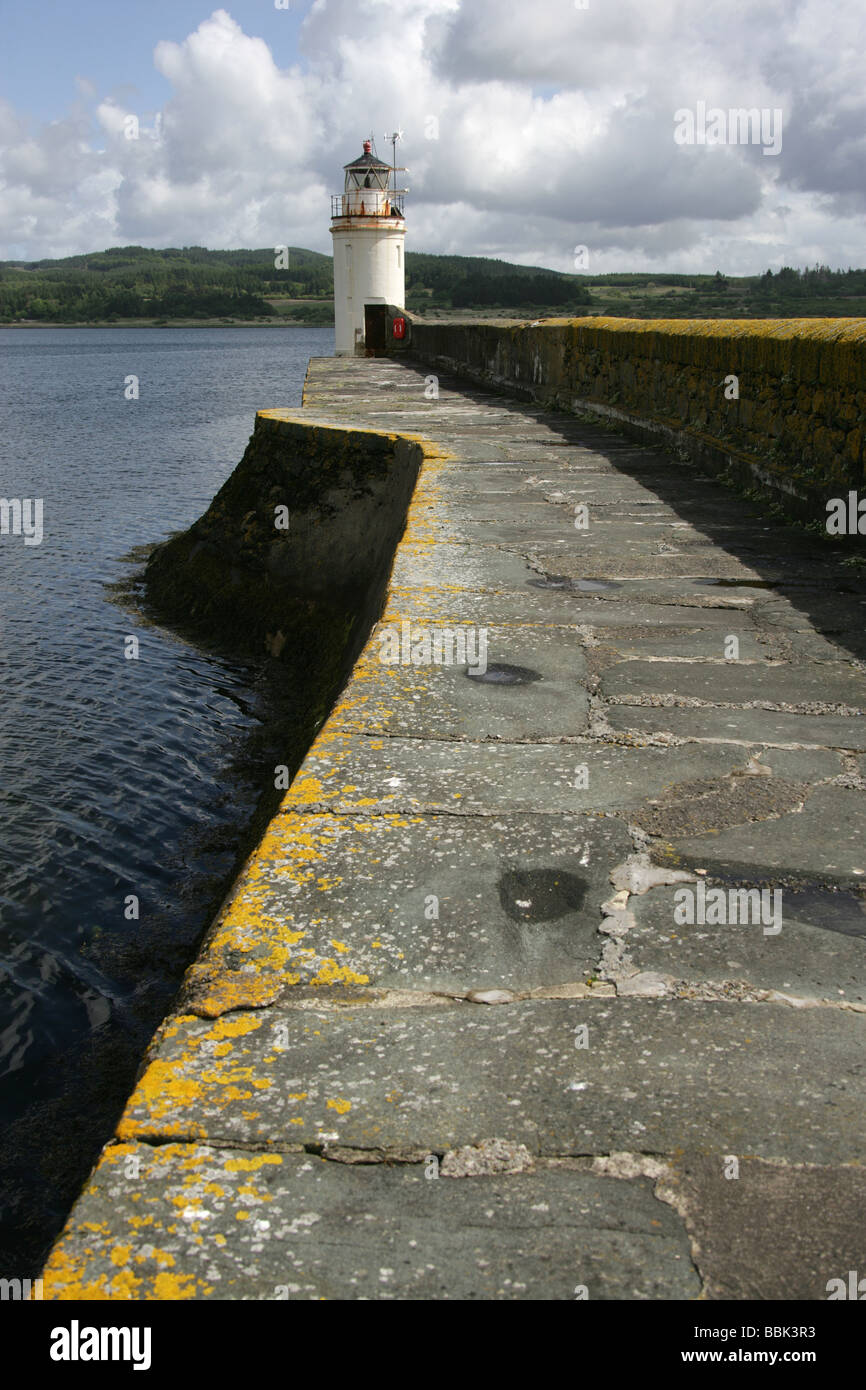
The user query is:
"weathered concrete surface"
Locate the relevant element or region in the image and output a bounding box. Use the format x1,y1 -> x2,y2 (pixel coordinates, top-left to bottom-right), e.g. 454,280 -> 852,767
43,358 -> 866,1300
628,886 -> 866,1003
660,1155 -> 866,1301
277,733 -> 763,815
667,785 -> 866,887
114,999 -> 866,1165
178,811 -> 631,1000
603,657 -> 866,709
329,623 -> 591,740
606,703 -> 866,749
41,1143 -> 699,1301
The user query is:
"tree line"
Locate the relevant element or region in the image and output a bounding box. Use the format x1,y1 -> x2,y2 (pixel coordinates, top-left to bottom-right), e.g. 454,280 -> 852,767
0,245 -> 332,322
2,245 -> 864,323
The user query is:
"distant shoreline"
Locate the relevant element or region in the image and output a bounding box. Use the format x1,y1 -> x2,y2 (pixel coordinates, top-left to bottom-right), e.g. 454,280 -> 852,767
0,318 -> 333,329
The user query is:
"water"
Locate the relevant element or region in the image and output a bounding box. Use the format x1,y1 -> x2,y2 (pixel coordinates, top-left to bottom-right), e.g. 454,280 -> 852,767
0,324 -> 334,1271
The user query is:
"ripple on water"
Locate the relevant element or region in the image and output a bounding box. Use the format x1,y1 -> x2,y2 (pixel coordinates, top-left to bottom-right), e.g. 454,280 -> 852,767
0,324 -> 335,1270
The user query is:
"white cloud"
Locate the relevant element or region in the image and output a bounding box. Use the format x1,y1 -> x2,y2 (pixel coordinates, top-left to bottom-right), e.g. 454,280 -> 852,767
0,1 -> 862,270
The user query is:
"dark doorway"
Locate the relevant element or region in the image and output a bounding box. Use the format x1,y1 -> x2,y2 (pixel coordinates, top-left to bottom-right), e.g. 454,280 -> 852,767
364,303 -> 387,354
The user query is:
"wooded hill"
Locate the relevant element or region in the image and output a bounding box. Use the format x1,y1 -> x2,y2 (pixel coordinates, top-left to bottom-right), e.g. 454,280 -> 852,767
2,244 -> 864,324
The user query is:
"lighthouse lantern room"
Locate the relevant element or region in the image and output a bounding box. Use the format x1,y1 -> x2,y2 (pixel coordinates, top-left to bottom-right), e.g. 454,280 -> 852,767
330,137 -> 407,355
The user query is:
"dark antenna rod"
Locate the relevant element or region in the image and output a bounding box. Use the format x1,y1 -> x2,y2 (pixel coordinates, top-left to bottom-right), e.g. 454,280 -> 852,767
385,127 -> 404,195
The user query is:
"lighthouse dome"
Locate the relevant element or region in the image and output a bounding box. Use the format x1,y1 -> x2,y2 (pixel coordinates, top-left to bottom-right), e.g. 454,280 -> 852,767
332,138 -> 406,220
344,142 -> 391,172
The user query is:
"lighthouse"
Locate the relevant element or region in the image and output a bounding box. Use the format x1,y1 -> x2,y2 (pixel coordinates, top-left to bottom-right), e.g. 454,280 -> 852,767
330,137 -> 407,356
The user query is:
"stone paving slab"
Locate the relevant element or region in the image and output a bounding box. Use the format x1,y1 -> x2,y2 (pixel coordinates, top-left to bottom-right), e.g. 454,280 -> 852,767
606,703 -> 866,749
41,1143 -> 700,1301
627,885 -> 866,1003
438,471 -> 685,503
753,747 -> 843,781
594,631 -> 769,660
281,733 -> 760,818
603,658 -> 866,709
755,595 -> 866,653
286,731 -> 843,807
514,472 -> 740,502
418,517 -> 586,548
427,461 -> 553,486
804,633 -> 866,668
181,810 -> 631,1004
670,785 -> 866,887
663,1154 -> 866,1301
599,578 -> 765,601
435,497 -> 572,526
535,549 -> 792,582
331,625 -> 590,741
382,588 -> 756,629
536,520 -> 756,550
116,999 -> 866,1166
388,541 -> 542,592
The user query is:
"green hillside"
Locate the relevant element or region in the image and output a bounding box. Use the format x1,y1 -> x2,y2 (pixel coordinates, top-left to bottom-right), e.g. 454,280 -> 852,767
0,245 -> 333,324
1,244 -> 864,324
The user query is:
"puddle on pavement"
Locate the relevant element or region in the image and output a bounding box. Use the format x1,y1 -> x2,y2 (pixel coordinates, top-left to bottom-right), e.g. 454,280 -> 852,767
499,867 -> 588,922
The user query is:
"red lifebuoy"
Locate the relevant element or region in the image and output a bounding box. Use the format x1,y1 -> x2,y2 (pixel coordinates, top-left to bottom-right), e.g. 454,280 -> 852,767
392,317 -> 406,340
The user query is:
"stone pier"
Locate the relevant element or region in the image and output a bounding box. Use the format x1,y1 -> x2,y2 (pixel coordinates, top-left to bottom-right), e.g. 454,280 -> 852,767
43,355 -> 866,1301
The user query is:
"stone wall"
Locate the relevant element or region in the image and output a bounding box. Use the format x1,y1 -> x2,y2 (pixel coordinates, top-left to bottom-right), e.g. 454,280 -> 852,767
145,411 -> 425,674
408,317 -> 866,522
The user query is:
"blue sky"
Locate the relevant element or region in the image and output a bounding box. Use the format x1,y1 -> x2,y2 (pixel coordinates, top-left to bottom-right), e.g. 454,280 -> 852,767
0,1 -> 863,273
0,1 -> 309,125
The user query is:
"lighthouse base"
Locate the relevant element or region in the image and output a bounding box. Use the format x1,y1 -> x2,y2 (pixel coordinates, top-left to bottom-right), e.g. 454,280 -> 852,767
331,218 -> 406,355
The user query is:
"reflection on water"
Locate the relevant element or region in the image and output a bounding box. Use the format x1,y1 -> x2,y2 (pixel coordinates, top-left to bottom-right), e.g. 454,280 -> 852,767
0,324 -> 333,1271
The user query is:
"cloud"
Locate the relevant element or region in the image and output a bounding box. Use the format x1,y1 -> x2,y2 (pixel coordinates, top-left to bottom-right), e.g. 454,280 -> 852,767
0,1 -> 862,271
426,0 -> 685,88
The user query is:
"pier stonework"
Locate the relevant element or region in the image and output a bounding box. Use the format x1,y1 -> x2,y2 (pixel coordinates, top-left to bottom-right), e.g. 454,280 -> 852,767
42,338 -> 866,1301
408,316 -> 866,522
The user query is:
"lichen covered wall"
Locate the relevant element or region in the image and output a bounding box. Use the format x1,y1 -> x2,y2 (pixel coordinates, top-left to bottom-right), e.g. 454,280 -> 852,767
146,411 -> 425,677
408,317 -> 866,518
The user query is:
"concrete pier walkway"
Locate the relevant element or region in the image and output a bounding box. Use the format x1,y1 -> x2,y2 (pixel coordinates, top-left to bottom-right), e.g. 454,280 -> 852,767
44,357 -> 866,1300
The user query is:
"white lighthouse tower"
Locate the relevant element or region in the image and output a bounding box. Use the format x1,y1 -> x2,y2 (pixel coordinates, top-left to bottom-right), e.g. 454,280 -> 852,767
330,136 -> 407,355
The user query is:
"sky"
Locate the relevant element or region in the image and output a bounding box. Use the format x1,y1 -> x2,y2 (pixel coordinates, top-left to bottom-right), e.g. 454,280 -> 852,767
0,0 -> 863,274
